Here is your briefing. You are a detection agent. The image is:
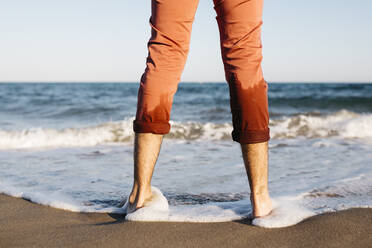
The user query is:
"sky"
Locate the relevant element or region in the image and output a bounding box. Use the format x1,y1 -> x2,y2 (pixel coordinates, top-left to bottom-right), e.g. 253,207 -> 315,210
0,0 -> 371,83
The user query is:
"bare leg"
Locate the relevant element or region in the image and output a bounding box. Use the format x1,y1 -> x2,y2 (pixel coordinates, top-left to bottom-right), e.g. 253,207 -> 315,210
119,133 -> 163,210
241,141 -> 272,218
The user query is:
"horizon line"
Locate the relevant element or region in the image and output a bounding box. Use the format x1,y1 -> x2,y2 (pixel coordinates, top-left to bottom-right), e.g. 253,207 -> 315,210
1,81 -> 372,84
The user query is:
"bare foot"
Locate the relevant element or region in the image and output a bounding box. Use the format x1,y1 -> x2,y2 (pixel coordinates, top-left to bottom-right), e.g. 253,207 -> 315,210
118,187 -> 153,213
251,194 -> 273,218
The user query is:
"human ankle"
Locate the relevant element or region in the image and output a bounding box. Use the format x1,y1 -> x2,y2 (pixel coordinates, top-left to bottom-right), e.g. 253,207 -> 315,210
250,192 -> 272,217
140,187 -> 152,201
250,190 -> 271,207
130,185 -> 152,204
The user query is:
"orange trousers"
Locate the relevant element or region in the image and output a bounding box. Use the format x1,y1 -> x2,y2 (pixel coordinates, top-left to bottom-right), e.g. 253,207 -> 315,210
133,0 -> 270,144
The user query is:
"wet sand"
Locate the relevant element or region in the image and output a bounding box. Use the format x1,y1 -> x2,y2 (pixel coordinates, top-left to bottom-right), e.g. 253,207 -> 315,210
1,194 -> 371,248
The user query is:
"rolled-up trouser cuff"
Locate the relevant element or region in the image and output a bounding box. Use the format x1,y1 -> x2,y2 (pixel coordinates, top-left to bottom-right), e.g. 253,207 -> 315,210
232,128 -> 270,144
133,120 -> 171,134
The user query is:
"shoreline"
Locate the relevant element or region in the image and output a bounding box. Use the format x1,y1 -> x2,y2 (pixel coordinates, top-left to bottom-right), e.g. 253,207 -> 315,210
1,193 -> 371,248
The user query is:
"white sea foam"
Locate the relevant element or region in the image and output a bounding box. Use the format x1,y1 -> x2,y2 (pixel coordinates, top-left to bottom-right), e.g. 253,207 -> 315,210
303,174 -> 372,213
124,187 -> 170,221
252,197 -> 315,228
122,188 -> 315,226
270,110 -> 372,140
1,182 -> 314,226
0,182 -> 82,212
0,182 -> 119,213
1,110 -> 372,149
124,187 -> 250,222
1,174 -> 371,226
0,118 -> 135,149
124,189 -> 315,226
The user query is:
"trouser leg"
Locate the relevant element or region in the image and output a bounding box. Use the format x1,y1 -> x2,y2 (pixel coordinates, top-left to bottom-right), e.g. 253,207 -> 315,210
214,0 -> 270,143
133,0 -> 199,134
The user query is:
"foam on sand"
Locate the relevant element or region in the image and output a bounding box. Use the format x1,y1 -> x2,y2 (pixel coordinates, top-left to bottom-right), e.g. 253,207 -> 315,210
124,187 -> 250,222
252,197 -> 315,228
123,187 -> 314,227
124,187 -> 170,221
1,182 -> 362,227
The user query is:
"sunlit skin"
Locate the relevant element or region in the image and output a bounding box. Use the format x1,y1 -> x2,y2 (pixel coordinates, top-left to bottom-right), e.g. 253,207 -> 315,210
121,132 -> 272,218
241,141 -> 272,217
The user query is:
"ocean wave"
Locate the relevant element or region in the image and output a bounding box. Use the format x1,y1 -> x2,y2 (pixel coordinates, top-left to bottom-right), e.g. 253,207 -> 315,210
0,118 -> 135,149
270,109 -> 372,139
1,110 -> 372,149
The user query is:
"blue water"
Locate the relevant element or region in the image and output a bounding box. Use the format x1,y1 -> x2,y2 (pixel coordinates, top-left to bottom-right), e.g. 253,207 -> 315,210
1,82 -> 372,131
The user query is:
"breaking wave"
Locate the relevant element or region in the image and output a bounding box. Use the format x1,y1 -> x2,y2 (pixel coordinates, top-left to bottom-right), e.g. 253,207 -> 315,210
270,109 -> 372,139
1,110 -> 372,149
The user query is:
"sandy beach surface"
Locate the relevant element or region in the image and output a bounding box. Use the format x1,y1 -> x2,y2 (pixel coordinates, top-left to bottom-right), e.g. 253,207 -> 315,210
1,194 -> 371,248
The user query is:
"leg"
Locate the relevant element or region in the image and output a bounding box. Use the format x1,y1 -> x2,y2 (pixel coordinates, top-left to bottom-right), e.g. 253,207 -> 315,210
125,133 -> 163,210
125,0 -> 199,210
133,0 -> 199,134
213,0 -> 272,217
241,142 -> 272,217
214,0 -> 269,143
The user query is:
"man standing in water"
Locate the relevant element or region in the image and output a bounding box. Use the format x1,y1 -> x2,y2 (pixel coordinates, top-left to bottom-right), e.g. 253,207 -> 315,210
125,0 -> 272,218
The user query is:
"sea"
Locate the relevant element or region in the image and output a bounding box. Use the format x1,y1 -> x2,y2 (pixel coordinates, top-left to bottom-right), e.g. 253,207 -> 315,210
0,82 -> 371,228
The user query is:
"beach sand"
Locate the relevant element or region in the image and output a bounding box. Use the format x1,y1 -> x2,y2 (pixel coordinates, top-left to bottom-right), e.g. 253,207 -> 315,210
1,194 -> 371,248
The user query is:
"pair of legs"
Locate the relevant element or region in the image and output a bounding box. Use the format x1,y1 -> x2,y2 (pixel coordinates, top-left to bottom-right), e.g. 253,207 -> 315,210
126,0 -> 272,217
127,133 -> 272,217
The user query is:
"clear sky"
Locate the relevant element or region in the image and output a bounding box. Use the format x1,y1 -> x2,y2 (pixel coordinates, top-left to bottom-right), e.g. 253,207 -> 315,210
0,0 -> 371,82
